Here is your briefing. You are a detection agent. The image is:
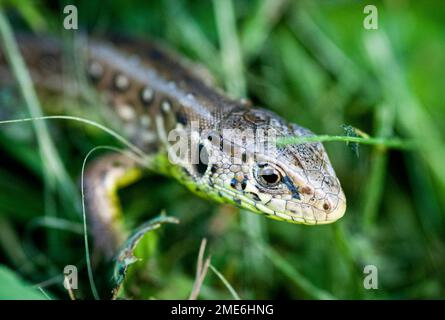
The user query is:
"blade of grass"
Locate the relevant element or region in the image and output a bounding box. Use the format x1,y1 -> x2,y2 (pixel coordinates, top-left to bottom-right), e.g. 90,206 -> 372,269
213,0 -> 246,98
364,31 -> 445,206
209,264 -> 241,300
111,214 -> 179,299
0,115 -> 147,281
362,102 -> 395,230
289,3 -> 377,131
0,167 -> 44,220
241,0 -> 289,60
189,238 -> 211,300
5,0 -> 47,31
213,0 -> 270,296
274,28 -> 328,108
290,6 -> 366,93
26,217 -> 84,235
278,134 -> 414,150
0,10 -> 77,205
331,223 -> 363,297
164,0 -> 219,74
0,133 -> 42,176
80,145 -> 148,299
0,216 -> 34,274
0,8 -> 70,257
258,243 -> 335,299
36,287 -> 52,300
0,265 -> 47,299
0,116 -> 146,159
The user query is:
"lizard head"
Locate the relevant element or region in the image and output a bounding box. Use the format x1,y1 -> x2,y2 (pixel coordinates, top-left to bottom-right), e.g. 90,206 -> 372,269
174,108 -> 346,225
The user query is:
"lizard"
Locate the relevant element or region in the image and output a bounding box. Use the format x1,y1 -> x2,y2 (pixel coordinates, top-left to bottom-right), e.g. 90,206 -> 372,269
0,34 -> 347,260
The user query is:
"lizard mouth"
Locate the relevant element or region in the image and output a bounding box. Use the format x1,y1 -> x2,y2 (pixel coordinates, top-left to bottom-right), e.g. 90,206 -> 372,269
211,183 -> 346,225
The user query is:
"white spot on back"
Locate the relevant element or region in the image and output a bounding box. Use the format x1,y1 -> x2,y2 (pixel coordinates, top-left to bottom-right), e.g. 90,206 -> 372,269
88,61 -> 103,79
117,104 -> 136,121
90,44 -> 214,120
114,74 -> 129,91
140,87 -> 154,104
155,115 -> 168,145
161,100 -> 171,113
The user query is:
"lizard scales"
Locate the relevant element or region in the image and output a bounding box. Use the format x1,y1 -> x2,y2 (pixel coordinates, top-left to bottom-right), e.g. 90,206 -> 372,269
0,34 -> 346,258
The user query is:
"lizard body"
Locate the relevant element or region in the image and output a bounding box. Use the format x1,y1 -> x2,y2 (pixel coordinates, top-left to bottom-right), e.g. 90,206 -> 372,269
0,34 -> 346,259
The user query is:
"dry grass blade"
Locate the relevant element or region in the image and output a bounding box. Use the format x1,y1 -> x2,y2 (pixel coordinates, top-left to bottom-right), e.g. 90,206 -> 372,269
189,238 -> 211,300
63,276 -> 77,300
209,264 -> 241,300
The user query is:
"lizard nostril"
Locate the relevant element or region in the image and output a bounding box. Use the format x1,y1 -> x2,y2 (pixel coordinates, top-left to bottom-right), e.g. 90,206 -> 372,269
323,201 -> 331,212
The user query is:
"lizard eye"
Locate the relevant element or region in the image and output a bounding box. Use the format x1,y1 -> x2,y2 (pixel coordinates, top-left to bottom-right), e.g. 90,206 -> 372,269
257,164 -> 282,187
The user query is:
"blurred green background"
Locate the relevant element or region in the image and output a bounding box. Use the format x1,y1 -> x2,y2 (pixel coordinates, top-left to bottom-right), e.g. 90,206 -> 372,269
0,0 -> 444,299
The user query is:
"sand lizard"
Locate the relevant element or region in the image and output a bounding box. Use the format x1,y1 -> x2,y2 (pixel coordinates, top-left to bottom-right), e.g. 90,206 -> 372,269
0,34 -> 346,259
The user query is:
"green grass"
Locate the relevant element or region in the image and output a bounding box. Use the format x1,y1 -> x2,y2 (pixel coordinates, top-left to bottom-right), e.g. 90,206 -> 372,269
0,8 -> 77,207
0,0 -> 444,300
